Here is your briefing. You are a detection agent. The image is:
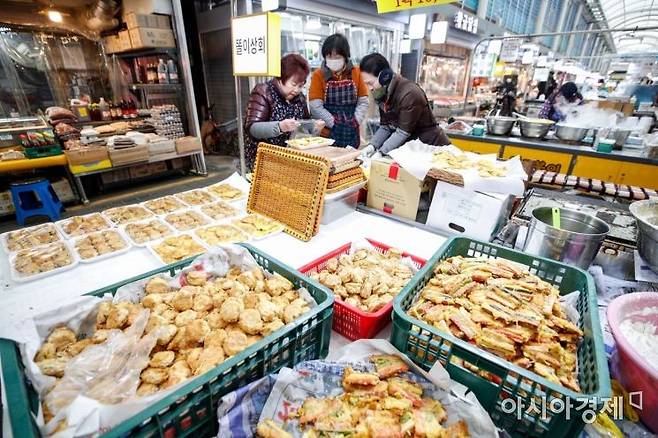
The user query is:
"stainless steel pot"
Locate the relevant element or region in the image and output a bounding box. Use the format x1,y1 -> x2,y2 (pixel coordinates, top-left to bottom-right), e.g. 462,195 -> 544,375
519,119 -> 555,139
523,207 -> 610,269
486,116 -> 516,136
629,200 -> 658,273
555,124 -> 589,142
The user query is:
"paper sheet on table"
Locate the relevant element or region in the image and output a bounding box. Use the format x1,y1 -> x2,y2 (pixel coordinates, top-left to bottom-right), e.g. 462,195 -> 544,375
6,245 -> 315,437
256,339 -> 498,437
388,140 -> 527,196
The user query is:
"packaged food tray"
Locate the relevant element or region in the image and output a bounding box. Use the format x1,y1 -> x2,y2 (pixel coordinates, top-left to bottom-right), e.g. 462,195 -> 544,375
391,236 -> 610,438
0,244 -> 333,438
299,238 -> 425,340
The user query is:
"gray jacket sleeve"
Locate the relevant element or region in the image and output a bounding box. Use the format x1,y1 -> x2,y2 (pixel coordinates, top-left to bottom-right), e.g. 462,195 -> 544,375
354,96 -> 369,124
309,99 -> 335,128
249,121 -> 281,139
370,125 -> 394,149
379,128 -> 411,155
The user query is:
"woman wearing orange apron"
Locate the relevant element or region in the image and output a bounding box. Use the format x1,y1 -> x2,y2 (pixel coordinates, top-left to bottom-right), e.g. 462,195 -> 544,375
309,34 -> 369,148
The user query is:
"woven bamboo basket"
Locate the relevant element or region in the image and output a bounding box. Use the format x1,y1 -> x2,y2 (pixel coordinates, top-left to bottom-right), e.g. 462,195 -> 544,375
249,143 -> 329,241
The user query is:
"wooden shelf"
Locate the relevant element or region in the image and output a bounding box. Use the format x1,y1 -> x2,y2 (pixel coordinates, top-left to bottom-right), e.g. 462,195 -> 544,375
111,47 -> 178,58
126,83 -> 182,90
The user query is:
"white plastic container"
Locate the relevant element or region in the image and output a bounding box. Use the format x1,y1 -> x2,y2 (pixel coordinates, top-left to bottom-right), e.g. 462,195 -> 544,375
321,181 -> 366,225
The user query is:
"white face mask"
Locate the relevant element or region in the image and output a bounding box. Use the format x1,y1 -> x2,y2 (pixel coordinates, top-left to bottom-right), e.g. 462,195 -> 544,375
326,58 -> 345,72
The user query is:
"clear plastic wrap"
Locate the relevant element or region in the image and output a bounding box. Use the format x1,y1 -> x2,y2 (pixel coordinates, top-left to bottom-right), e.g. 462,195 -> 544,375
43,310 -> 159,427
2,223 -> 63,253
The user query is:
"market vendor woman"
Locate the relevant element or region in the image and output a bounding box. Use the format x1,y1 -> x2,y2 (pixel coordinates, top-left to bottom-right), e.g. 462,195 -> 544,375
244,54 -> 325,170
309,33 -> 369,147
538,81 -> 583,122
359,53 -> 449,157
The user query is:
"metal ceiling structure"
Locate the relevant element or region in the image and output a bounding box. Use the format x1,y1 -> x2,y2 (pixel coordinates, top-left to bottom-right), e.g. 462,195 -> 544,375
599,0 -> 658,52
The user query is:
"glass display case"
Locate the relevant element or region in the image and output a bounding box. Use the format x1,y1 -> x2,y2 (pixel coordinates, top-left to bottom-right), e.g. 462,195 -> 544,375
419,55 -> 468,100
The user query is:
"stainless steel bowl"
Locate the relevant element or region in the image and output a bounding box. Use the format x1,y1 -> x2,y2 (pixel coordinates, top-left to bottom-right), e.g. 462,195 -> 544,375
555,124 -> 589,142
523,207 -> 610,269
629,200 -> 658,273
519,119 -> 555,139
486,116 -> 516,136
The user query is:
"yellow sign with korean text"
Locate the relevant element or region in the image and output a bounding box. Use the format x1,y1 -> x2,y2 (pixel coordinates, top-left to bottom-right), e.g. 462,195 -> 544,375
376,0 -> 453,14
231,12 -> 281,77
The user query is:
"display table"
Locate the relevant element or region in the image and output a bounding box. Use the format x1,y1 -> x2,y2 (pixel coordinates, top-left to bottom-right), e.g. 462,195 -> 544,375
0,155 -> 68,173
447,132 -> 658,189
0,210 -> 447,338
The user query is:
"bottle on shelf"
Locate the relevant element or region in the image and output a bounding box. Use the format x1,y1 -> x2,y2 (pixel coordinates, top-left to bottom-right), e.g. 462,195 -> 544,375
99,98 -> 111,121
167,59 -> 178,84
147,63 -> 157,84
157,59 -> 169,84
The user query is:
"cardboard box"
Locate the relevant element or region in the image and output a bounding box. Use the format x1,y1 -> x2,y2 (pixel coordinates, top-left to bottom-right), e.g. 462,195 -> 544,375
592,100 -> 635,117
109,145 -> 149,167
170,156 -> 191,170
0,190 -> 14,215
426,181 -> 514,241
129,27 -> 176,49
123,0 -> 173,16
65,147 -> 109,166
69,159 -> 112,175
101,168 -> 132,185
103,35 -> 121,54
366,159 -> 425,220
129,161 -> 167,178
51,178 -> 76,203
117,30 -> 133,52
175,136 -> 202,154
125,13 -> 171,30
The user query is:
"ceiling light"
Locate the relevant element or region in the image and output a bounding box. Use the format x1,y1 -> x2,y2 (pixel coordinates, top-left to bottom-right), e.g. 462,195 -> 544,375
47,9 -> 63,23
430,21 -> 448,44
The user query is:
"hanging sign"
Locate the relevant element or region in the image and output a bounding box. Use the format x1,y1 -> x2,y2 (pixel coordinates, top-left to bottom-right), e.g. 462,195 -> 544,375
452,10 -> 478,34
376,0 -> 453,14
499,38 -> 522,63
533,67 -> 550,82
231,12 -> 281,76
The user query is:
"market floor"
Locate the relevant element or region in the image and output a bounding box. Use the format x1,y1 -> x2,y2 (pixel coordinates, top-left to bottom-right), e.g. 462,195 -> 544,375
0,155 -> 238,234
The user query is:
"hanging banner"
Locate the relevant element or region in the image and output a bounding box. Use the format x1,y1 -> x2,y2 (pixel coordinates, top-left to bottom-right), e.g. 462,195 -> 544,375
231,12 -> 281,76
499,38 -> 522,63
376,0 -> 453,14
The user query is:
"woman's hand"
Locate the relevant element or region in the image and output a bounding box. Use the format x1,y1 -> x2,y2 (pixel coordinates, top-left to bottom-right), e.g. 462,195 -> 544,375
279,119 -> 300,133
314,119 -> 325,133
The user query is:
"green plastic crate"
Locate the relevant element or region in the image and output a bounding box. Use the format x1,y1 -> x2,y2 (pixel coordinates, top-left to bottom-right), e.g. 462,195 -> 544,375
0,244 -> 333,438
24,145 -> 63,159
391,237 -> 610,438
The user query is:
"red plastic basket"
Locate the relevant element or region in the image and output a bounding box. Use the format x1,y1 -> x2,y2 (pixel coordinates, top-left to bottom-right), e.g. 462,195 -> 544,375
298,238 -> 426,340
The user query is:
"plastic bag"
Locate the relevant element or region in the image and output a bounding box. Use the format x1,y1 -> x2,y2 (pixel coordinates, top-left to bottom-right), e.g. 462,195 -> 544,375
43,309 -> 158,432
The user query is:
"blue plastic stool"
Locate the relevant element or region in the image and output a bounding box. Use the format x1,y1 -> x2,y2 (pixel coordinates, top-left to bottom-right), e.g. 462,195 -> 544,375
10,179 -> 63,225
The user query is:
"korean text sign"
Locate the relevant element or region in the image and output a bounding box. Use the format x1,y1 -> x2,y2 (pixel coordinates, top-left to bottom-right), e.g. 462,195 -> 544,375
231,12 -> 281,76
376,0 -> 452,14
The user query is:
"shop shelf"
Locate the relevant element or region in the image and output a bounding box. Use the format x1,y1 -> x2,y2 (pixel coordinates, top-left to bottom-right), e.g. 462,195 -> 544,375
298,238 -> 426,340
0,244 -> 333,438
391,236 -> 610,438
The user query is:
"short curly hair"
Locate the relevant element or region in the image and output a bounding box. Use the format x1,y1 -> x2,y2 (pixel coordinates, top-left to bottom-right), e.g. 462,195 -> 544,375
280,53 -> 310,84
